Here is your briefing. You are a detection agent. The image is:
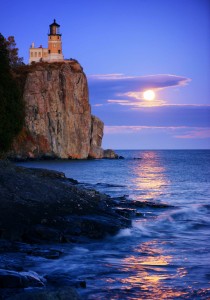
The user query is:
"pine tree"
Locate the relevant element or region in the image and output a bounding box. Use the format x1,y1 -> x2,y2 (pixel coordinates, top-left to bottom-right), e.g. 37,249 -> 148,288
5,36 -> 24,68
0,33 -> 24,155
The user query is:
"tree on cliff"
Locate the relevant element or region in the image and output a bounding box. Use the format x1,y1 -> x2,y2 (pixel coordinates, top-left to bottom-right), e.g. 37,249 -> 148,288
0,33 -> 24,155
5,36 -> 24,68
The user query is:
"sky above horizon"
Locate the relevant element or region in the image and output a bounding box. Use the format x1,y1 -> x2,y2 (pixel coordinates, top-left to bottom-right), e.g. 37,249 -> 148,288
1,0 -> 209,149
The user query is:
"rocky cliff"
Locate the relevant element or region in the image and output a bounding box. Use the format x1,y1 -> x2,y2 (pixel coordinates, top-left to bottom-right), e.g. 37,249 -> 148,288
11,61 -> 104,159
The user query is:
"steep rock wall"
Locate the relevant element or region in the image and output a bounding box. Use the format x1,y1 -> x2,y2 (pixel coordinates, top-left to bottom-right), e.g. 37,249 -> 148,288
11,61 -> 104,159
89,115 -> 104,159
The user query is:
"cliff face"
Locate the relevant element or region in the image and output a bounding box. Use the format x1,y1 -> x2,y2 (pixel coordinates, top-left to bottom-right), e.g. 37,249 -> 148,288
89,115 -> 104,159
11,61 -> 104,159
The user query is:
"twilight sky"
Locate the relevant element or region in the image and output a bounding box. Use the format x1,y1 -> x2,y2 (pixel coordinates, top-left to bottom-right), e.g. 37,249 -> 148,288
1,0 -> 209,149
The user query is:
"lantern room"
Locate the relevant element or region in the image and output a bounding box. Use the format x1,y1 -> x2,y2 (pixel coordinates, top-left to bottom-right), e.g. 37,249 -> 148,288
49,19 -> 61,36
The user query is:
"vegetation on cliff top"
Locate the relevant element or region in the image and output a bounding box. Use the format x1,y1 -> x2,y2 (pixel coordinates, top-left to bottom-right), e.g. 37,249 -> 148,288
0,34 -> 25,156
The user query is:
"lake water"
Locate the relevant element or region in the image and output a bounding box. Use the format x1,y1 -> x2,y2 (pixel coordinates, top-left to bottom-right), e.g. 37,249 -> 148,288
17,150 -> 210,299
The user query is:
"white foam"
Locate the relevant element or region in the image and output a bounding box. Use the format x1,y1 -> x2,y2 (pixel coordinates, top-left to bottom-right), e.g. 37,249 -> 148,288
132,221 -> 153,237
115,228 -> 132,238
73,246 -> 89,253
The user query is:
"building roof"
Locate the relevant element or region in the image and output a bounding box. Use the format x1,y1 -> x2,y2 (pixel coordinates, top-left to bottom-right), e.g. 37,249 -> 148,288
49,19 -> 60,27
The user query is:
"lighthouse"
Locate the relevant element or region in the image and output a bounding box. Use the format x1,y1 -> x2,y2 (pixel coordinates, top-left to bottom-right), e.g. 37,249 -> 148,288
29,19 -> 64,64
47,19 -> 64,62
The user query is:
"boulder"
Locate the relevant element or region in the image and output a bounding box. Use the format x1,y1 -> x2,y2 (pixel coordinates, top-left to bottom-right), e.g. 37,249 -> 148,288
0,269 -> 44,288
45,273 -> 86,288
103,149 -> 119,159
6,287 -> 80,300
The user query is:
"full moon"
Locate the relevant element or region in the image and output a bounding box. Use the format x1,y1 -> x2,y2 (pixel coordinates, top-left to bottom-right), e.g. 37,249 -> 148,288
143,90 -> 155,101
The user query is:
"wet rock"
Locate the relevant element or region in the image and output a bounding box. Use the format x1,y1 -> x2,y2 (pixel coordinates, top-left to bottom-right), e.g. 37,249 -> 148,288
22,225 -> 63,244
103,149 -> 119,159
6,287 -> 80,300
0,162 -> 132,243
96,183 -> 125,188
109,195 -> 129,206
28,249 -> 62,259
0,269 -> 44,288
135,211 -> 144,217
14,242 -> 62,259
45,273 -> 86,288
114,208 -> 137,218
0,262 -> 24,273
0,240 -> 14,253
68,178 -> 79,184
129,200 -> 172,208
17,167 -> 66,179
79,215 -> 131,238
63,214 -> 131,239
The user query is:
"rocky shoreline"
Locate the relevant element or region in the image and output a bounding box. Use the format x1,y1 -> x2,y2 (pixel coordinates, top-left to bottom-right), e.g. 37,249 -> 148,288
0,160 -> 132,299
0,160 -> 171,299
8,148 -> 124,162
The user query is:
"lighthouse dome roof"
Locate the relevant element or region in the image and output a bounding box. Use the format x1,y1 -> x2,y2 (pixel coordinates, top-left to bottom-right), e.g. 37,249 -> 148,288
50,19 -> 60,27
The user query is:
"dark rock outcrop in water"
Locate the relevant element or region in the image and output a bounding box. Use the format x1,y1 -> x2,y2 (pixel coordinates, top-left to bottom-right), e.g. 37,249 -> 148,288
0,269 -> 44,289
0,161 -> 172,299
0,160 -> 131,298
103,149 -> 124,159
103,149 -> 119,159
5,287 -> 79,300
8,61 -> 116,160
0,160 -> 130,243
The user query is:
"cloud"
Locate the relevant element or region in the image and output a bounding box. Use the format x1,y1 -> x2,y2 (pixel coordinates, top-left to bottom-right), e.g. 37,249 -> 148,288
175,128 -> 210,139
104,125 -> 210,140
93,103 -> 104,107
107,98 -> 166,107
107,100 -> 130,103
104,125 -> 188,134
88,73 -> 191,108
88,74 -> 132,80
88,73 -> 190,86
88,73 -> 209,136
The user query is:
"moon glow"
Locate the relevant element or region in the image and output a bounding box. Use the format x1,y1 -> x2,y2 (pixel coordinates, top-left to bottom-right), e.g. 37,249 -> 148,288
143,90 -> 155,101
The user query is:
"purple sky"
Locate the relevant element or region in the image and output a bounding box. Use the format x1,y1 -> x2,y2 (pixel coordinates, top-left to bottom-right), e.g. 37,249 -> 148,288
1,0 -> 209,149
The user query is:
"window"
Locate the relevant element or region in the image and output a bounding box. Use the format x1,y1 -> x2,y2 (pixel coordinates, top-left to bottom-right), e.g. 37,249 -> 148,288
31,52 -> 33,57
57,36 -> 59,40
38,52 -> 41,57
48,50 -> 51,54
58,50 -> 60,54
35,52 -> 37,57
